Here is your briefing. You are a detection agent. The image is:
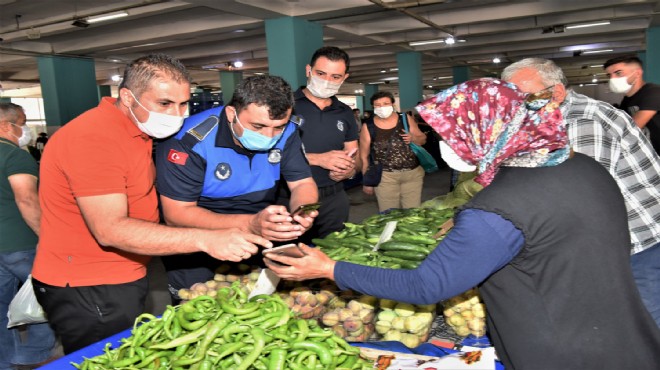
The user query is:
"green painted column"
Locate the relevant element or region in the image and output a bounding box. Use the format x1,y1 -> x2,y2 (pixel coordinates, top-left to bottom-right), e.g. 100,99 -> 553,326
265,17 -> 323,89
220,71 -> 243,103
37,55 -> 98,127
396,52 -> 423,111
355,95 -> 364,113
452,66 -> 471,85
364,84 -> 379,112
645,26 -> 659,83
97,85 -> 112,100
0,97 -> 11,103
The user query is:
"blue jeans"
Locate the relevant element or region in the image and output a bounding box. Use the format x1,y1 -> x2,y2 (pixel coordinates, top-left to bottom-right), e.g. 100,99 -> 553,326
0,250 -> 56,369
631,241 -> 660,328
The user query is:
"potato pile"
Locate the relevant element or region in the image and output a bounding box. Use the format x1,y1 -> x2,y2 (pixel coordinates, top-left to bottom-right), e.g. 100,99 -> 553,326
320,293 -> 378,342
441,287 -> 487,337
277,283 -> 337,320
374,299 -> 436,348
176,263 -> 260,301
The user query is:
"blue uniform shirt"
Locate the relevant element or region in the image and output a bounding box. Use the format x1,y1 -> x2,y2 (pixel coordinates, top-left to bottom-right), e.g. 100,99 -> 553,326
155,106 -> 312,214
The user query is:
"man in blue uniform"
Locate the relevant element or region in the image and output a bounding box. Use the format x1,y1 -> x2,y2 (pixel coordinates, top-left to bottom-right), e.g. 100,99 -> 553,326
279,46 -> 359,243
155,75 -> 318,298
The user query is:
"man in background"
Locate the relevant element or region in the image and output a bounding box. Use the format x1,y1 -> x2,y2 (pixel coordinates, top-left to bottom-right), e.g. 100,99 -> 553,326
502,57 -> 660,327
280,46 -> 359,243
0,103 -> 56,368
604,55 -> 660,155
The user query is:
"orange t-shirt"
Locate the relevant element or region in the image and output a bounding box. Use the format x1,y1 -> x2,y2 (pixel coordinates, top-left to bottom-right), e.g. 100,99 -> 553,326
33,97 -> 156,287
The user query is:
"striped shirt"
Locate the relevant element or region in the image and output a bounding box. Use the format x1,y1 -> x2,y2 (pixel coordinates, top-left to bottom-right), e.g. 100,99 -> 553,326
562,90 -> 660,254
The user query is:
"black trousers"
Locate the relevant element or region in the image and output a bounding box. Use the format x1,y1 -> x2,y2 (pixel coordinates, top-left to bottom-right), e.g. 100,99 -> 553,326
32,276 -> 148,354
297,184 -> 350,244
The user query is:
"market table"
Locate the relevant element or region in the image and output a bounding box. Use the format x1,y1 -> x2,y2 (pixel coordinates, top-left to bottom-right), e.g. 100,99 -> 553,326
38,327 -> 503,369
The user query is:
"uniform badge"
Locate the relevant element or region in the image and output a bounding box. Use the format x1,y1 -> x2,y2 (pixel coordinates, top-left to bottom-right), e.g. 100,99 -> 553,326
214,163 -> 232,180
268,148 -> 282,164
337,120 -> 345,131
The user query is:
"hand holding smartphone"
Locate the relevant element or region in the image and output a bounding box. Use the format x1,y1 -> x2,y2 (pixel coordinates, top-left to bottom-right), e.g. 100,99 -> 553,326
262,243 -> 306,258
291,202 -> 321,218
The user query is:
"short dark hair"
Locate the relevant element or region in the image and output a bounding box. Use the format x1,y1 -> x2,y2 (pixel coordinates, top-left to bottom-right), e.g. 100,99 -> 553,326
310,46 -> 350,73
229,75 -> 294,120
370,91 -> 395,106
119,53 -> 191,97
0,102 -> 25,124
604,55 -> 643,69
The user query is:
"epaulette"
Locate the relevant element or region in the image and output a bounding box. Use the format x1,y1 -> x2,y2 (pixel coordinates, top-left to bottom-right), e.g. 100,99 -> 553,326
181,115 -> 219,147
289,114 -> 304,126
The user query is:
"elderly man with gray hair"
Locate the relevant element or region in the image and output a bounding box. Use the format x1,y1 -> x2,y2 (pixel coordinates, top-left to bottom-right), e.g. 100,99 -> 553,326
502,57 -> 660,328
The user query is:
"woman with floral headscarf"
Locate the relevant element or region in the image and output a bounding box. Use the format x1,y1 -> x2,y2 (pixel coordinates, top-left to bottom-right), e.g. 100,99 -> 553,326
265,79 -> 660,369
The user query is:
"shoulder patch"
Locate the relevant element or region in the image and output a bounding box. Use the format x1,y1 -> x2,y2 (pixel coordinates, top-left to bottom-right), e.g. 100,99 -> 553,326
187,115 -> 220,142
290,115 -> 304,126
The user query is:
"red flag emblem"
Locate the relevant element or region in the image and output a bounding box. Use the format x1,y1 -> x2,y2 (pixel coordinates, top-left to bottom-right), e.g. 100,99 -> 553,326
167,149 -> 188,165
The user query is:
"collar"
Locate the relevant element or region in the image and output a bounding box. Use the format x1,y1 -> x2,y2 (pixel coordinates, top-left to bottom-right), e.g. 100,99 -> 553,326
215,107 -> 252,155
100,97 -> 150,139
0,137 -> 18,148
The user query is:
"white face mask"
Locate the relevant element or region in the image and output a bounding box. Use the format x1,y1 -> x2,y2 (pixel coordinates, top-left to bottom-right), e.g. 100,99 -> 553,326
374,106 -> 394,119
128,90 -> 184,138
439,141 -> 476,172
306,74 -> 342,99
609,76 -> 633,94
11,124 -> 33,147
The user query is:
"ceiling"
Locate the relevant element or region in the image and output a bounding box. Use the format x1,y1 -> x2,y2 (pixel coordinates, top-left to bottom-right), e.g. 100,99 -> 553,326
1,0 -> 659,98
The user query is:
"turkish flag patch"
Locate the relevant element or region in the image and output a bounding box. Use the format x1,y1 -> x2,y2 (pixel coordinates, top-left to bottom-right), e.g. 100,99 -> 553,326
167,149 -> 188,165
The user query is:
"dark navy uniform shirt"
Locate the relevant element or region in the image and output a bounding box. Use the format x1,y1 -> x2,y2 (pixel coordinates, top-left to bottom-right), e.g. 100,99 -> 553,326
155,106 -> 312,214
293,88 -> 359,187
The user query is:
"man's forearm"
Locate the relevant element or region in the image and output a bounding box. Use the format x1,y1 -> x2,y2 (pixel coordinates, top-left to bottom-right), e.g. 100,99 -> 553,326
163,204 -> 254,232
16,197 -> 40,235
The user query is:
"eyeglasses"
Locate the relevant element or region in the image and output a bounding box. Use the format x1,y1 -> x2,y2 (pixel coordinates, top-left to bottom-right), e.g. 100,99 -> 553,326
524,85 -> 554,111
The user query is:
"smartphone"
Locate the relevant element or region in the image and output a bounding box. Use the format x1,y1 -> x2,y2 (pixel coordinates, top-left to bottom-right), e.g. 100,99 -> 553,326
291,202 -> 321,217
262,243 -> 306,258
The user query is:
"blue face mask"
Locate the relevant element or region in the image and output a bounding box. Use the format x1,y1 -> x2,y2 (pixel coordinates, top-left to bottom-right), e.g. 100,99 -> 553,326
230,108 -> 283,151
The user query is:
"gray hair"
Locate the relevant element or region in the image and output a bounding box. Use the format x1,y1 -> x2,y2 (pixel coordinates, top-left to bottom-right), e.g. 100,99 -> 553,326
501,58 -> 568,87
119,53 -> 191,98
0,102 -> 25,124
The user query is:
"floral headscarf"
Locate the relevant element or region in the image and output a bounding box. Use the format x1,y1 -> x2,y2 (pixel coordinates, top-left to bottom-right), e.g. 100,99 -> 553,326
416,78 -> 569,186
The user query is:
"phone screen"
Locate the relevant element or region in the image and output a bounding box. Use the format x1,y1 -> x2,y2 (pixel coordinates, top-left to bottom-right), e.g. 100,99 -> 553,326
262,243 -> 306,258
291,202 -> 321,217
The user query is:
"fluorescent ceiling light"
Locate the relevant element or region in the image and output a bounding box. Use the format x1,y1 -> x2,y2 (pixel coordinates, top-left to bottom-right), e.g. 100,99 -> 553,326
87,11 -> 128,24
582,49 -> 613,54
566,20 -> 610,29
233,61 -> 243,68
445,37 -> 455,45
389,68 -> 398,71
493,57 -> 501,64
409,39 -> 445,46
436,76 -> 452,80
382,77 -> 399,81
590,64 -> 603,68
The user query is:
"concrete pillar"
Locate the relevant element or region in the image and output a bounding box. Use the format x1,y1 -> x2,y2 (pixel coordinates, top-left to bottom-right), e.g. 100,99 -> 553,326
452,66 -> 471,85
265,17 -> 323,89
37,55 -> 98,127
220,71 -> 243,103
644,26 -> 659,83
396,52 -> 423,111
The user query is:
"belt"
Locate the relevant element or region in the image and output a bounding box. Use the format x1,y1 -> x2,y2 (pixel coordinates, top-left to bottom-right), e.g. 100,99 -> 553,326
318,182 -> 344,199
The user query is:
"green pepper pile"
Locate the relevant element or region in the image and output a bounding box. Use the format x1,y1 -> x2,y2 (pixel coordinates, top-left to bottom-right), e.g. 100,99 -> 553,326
73,282 -> 372,369
312,207 -> 454,269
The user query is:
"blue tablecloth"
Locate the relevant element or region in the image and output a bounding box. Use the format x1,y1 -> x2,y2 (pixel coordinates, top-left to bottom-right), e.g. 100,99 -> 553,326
39,328 -> 503,369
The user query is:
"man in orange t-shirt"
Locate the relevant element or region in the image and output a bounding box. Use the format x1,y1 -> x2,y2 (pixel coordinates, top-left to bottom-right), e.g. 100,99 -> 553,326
32,54 -> 272,354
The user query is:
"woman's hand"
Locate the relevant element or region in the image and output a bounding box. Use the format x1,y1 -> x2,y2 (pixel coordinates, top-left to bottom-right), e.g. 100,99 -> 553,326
264,244 -> 336,281
363,185 -> 375,195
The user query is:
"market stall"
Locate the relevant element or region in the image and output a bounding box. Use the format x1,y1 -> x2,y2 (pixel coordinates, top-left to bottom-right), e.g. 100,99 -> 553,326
39,205 -> 504,369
